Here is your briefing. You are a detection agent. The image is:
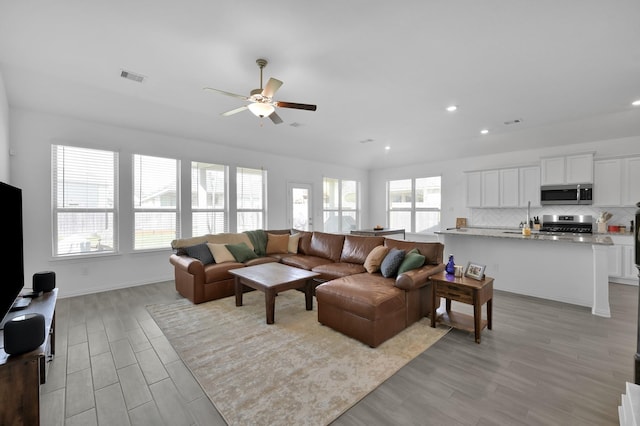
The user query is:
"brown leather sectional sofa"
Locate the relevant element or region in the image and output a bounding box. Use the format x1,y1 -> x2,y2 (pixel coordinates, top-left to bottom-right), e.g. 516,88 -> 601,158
170,230 -> 444,347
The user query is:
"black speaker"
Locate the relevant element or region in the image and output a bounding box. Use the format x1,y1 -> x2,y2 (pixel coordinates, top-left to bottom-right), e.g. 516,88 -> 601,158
4,313 -> 45,355
33,271 -> 55,293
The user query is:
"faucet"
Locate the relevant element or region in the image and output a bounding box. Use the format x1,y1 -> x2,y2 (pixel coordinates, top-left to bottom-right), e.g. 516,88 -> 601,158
526,201 -> 531,228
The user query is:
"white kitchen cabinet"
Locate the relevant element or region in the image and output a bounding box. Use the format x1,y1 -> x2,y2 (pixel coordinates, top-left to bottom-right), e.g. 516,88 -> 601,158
467,166 -> 536,208
519,166 -> 540,207
566,153 -> 594,183
541,153 -> 593,185
481,170 -> 500,207
594,155 -> 640,207
607,245 -> 623,277
466,171 -> 482,207
608,234 -> 637,285
541,157 -> 566,185
594,159 -> 622,206
500,168 -> 519,207
622,246 -> 638,281
622,157 -> 640,207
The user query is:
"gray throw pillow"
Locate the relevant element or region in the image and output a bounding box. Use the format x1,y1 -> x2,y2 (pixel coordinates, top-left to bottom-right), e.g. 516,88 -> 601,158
380,248 -> 406,278
184,243 -> 215,265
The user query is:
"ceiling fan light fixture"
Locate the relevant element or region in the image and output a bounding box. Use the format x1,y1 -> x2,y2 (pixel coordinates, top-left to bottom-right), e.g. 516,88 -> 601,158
248,102 -> 275,118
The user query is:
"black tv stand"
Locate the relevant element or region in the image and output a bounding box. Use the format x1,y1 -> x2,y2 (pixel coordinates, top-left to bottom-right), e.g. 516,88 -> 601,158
9,296 -> 31,311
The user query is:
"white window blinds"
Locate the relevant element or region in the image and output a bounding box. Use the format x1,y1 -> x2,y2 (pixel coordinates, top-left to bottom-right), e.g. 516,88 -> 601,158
133,154 -> 180,250
52,144 -> 118,256
192,161 -> 227,235
236,167 -> 265,232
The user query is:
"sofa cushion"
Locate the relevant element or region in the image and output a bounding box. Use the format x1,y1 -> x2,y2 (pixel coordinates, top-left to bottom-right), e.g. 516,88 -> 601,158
308,232 -> 345,262
207,243 -> 236,263
281,254 -> 333,271
364,245 -> 389,273
340,235 -> 385,264
312,263 -> 366,281
266,233 -> 289,254
397,250 -> 425,275
204,262 -> 245,282
183,243 -> 215,265
225,242 -> 259,263
380,248 -> 405,278
288,233 -> 301,254
296,231 -> 313,254
316,274 -> 405,321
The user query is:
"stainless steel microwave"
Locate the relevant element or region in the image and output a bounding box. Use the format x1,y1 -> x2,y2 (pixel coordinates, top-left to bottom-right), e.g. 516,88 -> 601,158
540,184 -> 593,205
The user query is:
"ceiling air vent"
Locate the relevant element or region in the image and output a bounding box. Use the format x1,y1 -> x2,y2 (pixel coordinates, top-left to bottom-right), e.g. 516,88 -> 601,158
503,118 -> 523,126
120,70 -> 146,83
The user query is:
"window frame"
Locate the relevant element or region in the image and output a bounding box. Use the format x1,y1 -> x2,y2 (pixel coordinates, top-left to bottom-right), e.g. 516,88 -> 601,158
191,161 -> 228,235
235,166 -> 266,232
322,177 -> 360,234
387,176 -> 441,234
132,153 -> 181,251
51,144 -> 119,258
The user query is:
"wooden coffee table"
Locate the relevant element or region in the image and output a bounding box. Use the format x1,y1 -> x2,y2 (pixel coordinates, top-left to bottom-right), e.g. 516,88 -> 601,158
230,263 -> 320,324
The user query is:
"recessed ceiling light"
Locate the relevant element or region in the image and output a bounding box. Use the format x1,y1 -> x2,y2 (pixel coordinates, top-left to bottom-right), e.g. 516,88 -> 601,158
384,146 -> 391,151
446,105 -> 458,112
480,129 -> 489,135
632,99 -> 640,107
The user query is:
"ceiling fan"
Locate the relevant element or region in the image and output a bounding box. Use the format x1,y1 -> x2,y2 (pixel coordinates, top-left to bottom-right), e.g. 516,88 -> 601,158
204,58 -> 317,125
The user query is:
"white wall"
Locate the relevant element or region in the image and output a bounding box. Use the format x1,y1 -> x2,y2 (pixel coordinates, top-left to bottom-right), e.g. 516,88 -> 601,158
0,71 -> 9,182
9,107 -> 367,297
369,135 -> 640,237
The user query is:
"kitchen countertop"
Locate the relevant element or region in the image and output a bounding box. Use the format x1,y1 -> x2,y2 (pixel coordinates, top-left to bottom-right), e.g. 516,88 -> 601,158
436,227 -> 613,246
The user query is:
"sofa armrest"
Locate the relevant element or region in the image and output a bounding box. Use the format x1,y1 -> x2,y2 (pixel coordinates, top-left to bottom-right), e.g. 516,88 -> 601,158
394,263 -> 445,291
169,254 -> 205,276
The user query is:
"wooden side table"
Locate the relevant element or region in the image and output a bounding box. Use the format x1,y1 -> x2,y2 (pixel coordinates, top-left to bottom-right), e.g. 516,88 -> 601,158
429,272 -> 493,343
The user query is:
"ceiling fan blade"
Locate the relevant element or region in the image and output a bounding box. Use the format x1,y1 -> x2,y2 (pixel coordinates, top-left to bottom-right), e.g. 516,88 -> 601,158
221,106 -> 248,116
203,87 -> 248,100
262,78 -> 283,98
269,111 -> 283,124
276,101 -> 317,111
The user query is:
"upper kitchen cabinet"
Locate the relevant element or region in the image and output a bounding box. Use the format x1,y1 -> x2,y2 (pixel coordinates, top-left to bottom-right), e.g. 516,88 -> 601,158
622,157 -> 640,206
465,167 -> 526,208
466,171 -> 482,207
541,153 -> 594,185
500,168 -> 520,207
594,156 -> 640,207
481,170 -> 500,207
519,166 -> 541,207
594,159 -> 622,206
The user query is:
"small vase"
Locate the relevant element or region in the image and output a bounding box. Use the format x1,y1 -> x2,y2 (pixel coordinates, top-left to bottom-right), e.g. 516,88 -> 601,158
445,254 -> 455,275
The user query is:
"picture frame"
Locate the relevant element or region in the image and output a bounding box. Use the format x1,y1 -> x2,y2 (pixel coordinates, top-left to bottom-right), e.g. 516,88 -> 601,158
465,261 -> 486,280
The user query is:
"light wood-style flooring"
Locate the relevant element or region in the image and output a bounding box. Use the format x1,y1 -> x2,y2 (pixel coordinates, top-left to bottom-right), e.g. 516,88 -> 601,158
41,281 -> 636,425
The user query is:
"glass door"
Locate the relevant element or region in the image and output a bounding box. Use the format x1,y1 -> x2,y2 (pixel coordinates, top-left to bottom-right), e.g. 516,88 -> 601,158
288,183 -> 313,231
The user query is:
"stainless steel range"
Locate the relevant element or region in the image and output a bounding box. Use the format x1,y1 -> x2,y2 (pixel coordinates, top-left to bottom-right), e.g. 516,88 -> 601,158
540,214 -> 593,234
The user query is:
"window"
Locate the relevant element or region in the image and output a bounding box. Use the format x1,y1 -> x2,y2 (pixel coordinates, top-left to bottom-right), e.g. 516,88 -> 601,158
133,154 -> 180,250
52,145 -> 118,256
236,167 -> 265,232
323,178 -> 359,233
388,176 -> 441,233
192,162 -> 227,235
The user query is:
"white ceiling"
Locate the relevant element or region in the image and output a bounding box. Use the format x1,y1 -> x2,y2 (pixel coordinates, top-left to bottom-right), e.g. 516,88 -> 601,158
1,1 -> 640,170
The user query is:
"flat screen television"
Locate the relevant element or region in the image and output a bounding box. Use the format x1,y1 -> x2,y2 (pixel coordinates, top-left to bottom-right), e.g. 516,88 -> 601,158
0,182 -> 25,326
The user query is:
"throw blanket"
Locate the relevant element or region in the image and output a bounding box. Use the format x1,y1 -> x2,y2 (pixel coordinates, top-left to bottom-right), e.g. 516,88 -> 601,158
244,229 -> 267,256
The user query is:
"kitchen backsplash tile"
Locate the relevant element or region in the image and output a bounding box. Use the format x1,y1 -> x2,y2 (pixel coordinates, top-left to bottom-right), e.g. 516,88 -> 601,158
469,206 -> 636,230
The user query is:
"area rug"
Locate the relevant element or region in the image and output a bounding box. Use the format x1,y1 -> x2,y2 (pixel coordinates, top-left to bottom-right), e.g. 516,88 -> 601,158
147,290 -> 449,426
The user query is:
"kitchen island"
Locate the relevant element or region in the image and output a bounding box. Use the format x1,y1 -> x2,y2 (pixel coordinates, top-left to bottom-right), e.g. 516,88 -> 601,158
436,228 -> 613,317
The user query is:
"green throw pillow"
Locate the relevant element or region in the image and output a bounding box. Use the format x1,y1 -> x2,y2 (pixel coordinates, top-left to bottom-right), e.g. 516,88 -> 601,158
397,251 -> 425,275
225,242 -> 259,263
